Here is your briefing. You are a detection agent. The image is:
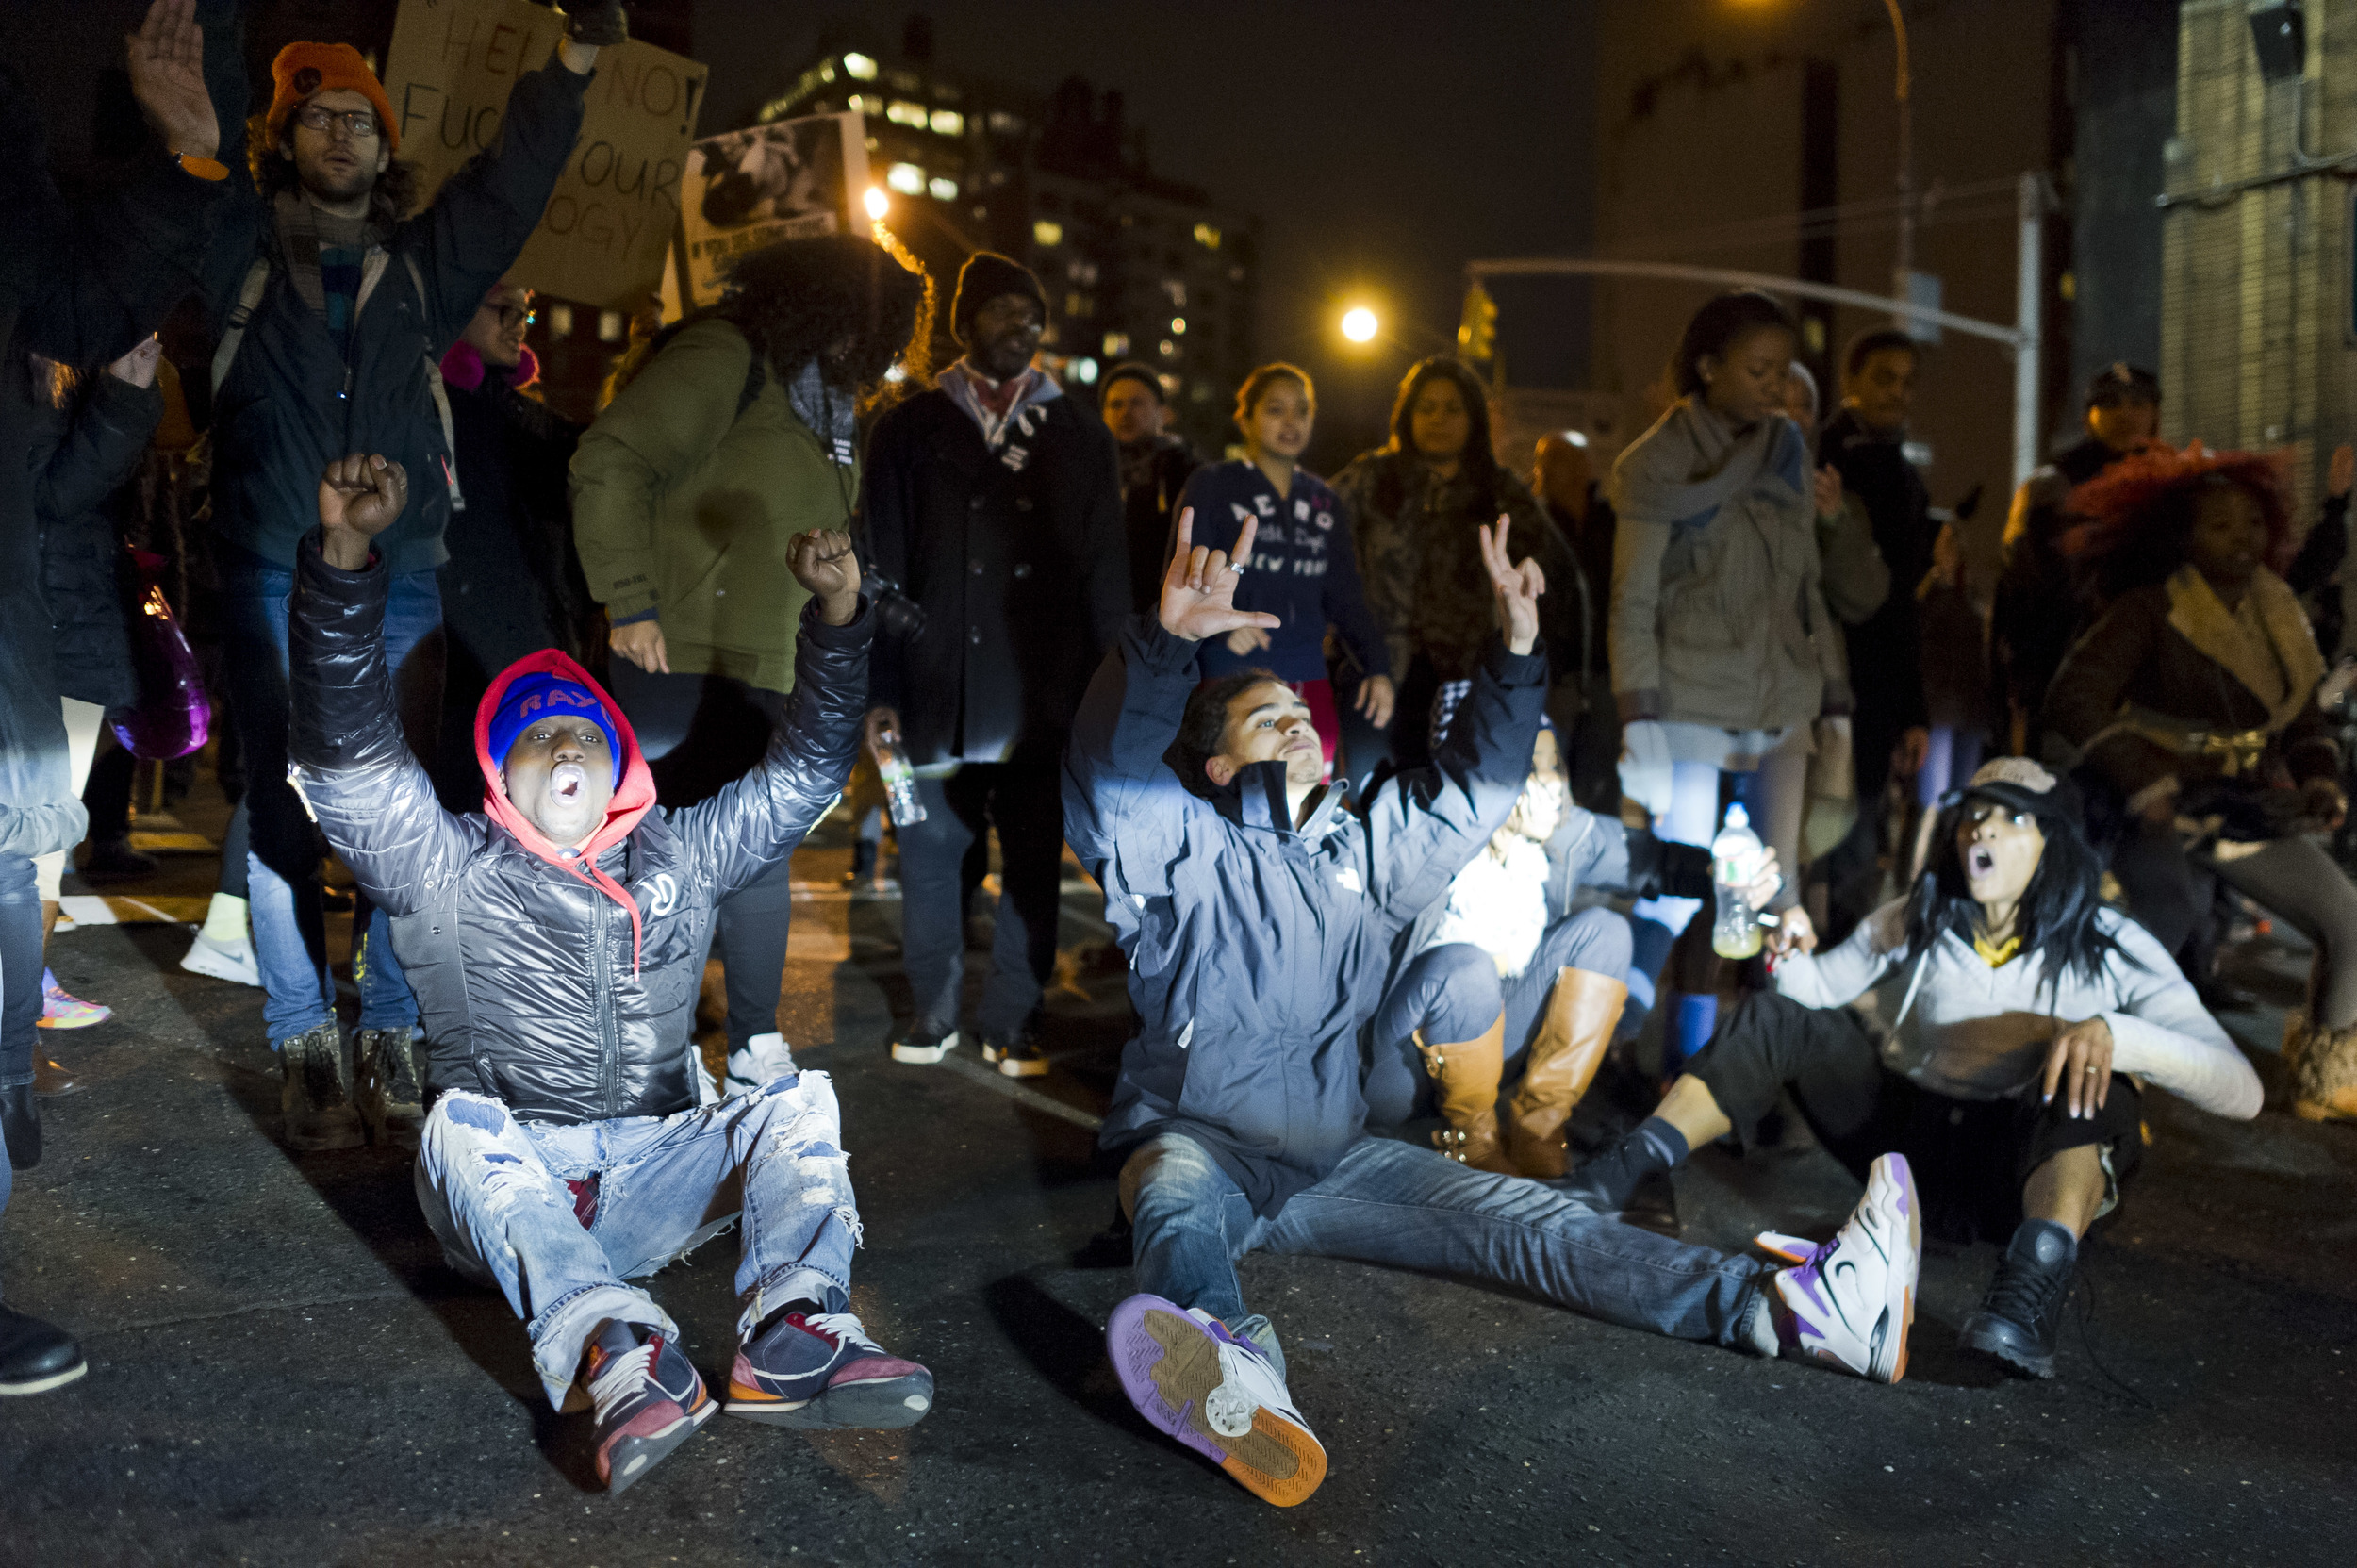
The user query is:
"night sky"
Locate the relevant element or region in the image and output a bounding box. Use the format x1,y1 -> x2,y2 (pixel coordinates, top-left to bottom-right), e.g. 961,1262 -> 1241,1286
690,1 -> 1600,468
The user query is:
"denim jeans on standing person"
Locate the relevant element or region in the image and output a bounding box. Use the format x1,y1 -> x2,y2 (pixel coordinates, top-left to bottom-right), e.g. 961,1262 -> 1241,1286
219,556 -> 440,1043
415,1069 -> 862,1409
1117,1130 -> 1772,1384
1,851 -> 41,1232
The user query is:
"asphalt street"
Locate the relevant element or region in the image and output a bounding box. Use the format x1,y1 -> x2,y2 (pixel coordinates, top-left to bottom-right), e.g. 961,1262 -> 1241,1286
2,776 -> 2352,1568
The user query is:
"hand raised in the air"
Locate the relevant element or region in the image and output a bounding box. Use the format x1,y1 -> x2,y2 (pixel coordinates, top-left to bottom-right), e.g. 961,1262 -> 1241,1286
316,454 -> 407,569
1159,507 -> 1283,645
1479,514 -> 1543,655
789,528 -> 863,626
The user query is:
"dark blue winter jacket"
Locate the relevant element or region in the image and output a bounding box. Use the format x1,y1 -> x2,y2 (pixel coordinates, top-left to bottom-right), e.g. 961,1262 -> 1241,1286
1176,459 -> 1387,685
1063,612 -> 1547,1214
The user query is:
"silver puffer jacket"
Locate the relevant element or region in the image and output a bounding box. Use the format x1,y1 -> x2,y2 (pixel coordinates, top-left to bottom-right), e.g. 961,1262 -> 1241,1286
288,535 -> 868,1124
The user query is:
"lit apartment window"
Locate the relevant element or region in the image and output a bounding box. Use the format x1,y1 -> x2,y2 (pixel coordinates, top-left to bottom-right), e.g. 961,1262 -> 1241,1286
546,304 -> 573,338
1170,317 -> 1186,335
1102,331 -> 1129,355
1195,223 -> 1221,250
887,100 -> 926,127
929,176 -> 958,202
847,94 -> 872,115
842,53 -> 878,80
987,111 -> 1023,135
887,163 -> 925,195
1162,279 -> 1186,307
1074,358 -> 1100,385
598,309 -> 625,342
930,108 -> 964,137
1033,219 -> 1063,246
819,63 -> 837,83
1159,373 -> 1181,399
1065,292 -> 1089,317
1158,338 -> 1178,359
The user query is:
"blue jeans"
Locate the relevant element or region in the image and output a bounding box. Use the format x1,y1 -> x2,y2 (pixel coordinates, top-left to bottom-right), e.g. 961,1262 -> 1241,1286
1118,1131 -> 1771,1383
219,558 -> 441,1042
0,851 -> 40,1238
415,1070 -> 861,1409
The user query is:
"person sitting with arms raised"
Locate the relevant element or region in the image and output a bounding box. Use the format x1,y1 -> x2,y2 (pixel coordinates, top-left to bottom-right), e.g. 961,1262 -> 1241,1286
284,453 -> 929,1494
1565,757 -> 2259,1379
1067,509 -> 1927,1510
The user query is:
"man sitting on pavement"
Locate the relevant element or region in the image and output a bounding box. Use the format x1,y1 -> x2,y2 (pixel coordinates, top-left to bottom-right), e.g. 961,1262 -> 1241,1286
1565,758 -> 2260,1379
285,453 -> 930,1493
1065,509 -> 1927,1508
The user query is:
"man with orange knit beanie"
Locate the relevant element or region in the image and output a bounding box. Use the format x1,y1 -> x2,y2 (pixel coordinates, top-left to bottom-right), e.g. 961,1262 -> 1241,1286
173,1 -> 618,1151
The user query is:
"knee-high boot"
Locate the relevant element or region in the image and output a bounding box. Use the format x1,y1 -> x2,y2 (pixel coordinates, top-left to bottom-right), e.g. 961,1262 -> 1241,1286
1417,1015 -> 1514,1174
1504,967 -> 1629,1179
2286,1008 -> 2357,1122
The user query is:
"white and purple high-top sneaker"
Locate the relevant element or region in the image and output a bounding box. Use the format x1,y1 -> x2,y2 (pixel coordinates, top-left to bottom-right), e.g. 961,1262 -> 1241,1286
1107,1294 -> 1327,1507
1771,1152 -> 1921,1383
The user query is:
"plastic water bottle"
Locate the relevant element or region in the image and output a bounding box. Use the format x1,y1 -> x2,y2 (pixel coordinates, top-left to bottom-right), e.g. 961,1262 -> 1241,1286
1710,802 -> 1765,959
872,729 -> 928,826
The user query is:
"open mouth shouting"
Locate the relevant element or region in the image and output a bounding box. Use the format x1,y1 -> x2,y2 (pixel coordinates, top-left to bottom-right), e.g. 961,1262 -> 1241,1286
1966,843 -> 1998,881
549,763 -> 588,808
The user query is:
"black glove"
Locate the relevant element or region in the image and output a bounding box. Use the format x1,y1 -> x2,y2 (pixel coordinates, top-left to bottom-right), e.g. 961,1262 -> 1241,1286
557,0 -> 629,47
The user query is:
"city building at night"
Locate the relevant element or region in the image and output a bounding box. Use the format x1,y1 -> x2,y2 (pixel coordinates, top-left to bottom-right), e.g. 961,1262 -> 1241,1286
741,22 -> 1261,455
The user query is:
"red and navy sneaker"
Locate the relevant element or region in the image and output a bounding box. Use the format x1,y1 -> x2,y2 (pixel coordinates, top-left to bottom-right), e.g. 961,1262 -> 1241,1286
725,1310 -> 934,1430
584,1331 -> 716,1494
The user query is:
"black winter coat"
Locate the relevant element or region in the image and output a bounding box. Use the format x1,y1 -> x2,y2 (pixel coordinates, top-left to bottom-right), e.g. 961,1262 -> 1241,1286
1822,408 -> 1932,751
31,367 -> 162,710
0,64 -> 224,859
194,4 -> 586,576
1119,437 -> 1198,613
863,386 -> 1128,767
288,536 -> 872,1125
1063,615 -> 1548,1215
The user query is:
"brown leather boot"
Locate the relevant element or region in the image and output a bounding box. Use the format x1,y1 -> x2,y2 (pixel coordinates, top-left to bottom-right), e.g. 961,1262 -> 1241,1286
1416,1015 -> 1514,1173
1504,967 -> 1628,1179
2286,1009 -> 2357,1123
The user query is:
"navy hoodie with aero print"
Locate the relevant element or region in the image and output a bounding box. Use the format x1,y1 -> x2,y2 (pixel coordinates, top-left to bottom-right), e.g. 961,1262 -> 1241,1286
1176,458 -> 1388,685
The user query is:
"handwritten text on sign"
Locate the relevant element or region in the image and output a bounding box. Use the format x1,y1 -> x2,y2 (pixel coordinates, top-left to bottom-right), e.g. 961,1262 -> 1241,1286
383,0 -> 707,308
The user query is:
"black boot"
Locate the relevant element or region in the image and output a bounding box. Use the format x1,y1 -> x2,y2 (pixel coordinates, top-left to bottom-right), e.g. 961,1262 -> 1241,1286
1,1081 -> 39,1169
843,837 -> 878,889
1960,1219 -> 2076,1378
0,1304 -> 86,1395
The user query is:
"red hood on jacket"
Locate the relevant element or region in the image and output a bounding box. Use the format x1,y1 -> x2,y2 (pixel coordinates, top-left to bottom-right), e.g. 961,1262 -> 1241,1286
474,649 -> 655,968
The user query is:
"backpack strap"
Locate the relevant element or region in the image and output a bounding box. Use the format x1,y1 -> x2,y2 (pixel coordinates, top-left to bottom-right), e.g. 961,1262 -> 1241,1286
208,258 -> 272,396
402,253 -> 466,515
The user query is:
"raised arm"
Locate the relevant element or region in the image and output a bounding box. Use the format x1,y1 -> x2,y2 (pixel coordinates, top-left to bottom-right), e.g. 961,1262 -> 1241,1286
30,347 -> 165,523
1063,509 -> 1276,873
672,530 -> 873,897
1363,521 -> 1550,923
290,456 -> 475,916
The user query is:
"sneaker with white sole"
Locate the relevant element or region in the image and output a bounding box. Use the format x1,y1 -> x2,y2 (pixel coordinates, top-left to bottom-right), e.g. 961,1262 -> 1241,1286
180,930 -> 261,988
889,1020 -> 958,1065
725,1310 -> 933,1429
724,1032 -> 797,1097
1771,1151 -> 1920,1383
585,1330 -> 716,1494
1106,1293 -> 1327,1507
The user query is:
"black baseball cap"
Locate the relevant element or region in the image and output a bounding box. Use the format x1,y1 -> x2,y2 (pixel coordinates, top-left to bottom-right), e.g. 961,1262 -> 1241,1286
1944,757 -> 2085,833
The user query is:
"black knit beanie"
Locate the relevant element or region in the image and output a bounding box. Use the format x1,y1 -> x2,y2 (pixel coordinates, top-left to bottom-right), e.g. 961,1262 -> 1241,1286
1099,361 -> 1165,405
952,252 -> 1046,339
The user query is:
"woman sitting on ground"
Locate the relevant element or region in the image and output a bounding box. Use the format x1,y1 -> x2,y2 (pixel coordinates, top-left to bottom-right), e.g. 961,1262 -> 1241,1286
1567,758 -> 2258,1379
2043,443 -> 2357,1124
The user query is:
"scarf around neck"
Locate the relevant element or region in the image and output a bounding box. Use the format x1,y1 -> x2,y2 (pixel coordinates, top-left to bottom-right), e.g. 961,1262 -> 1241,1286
272,190 -> 384,326
785,356 -> 858,469
939,358 -> 1062,452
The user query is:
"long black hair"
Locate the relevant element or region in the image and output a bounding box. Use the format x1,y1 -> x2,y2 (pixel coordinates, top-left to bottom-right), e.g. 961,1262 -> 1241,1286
604,234 -> 927,414
1371,355 -> 1504,519
1901,797 -> 2134,992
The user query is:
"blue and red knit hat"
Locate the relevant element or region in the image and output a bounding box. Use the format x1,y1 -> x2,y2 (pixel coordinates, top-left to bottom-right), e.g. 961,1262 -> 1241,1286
485,673 -> 622,784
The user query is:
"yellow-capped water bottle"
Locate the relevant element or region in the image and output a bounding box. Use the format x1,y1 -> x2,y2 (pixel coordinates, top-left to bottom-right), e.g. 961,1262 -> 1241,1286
1710,802 -> 1765,959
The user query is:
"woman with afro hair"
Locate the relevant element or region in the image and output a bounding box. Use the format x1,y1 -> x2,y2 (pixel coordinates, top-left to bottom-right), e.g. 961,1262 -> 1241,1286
2044,442 -> 2357,1123
571,233 -> 925,1092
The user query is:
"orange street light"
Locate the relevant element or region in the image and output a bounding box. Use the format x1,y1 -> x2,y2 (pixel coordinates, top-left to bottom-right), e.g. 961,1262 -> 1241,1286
1341,306 -> 1378,343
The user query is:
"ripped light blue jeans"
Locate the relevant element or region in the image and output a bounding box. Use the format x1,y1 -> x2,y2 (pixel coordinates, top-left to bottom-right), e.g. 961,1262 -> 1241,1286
415,1070 -> 860,1409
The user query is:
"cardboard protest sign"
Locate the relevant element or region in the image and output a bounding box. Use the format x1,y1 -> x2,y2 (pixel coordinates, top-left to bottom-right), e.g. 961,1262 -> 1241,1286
383,0 -> 706,308
680,113 -> 867,307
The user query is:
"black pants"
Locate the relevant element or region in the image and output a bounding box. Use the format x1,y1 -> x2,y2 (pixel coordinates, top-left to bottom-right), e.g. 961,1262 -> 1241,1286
896,745 -> 1065,1040
608,663 -> 797,1053
1687,992 -> 2142,1244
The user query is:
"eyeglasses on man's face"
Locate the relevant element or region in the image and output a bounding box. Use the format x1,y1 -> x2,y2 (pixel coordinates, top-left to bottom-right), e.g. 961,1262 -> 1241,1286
295,104 -> 381,141
489,303 -> 537,329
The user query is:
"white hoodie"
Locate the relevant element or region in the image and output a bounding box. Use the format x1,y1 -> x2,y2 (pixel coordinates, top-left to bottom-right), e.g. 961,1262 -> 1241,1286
1774,900 -> 2263,1120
